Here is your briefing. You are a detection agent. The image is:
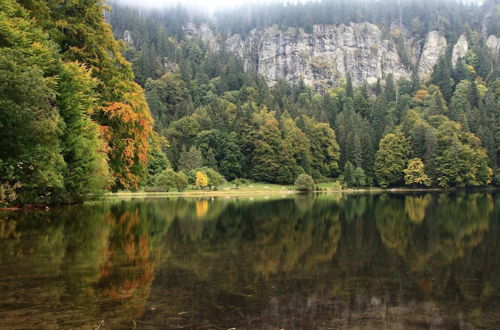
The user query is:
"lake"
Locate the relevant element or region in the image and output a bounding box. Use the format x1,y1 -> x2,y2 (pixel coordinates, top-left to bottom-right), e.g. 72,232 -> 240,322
0,192 -> 498,329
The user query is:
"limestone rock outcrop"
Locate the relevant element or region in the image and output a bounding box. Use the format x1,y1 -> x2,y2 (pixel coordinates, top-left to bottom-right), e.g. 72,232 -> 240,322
225,23 -> 412,87
183,23 -> 493,88
417,31 -> 447,79
451,34 -> 468,67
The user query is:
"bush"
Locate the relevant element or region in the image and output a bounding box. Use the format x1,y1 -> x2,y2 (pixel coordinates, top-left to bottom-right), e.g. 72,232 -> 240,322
189,167 -> 226,190
175,172 -> 188,192
204,168 -> 226,189
0,182 -> 21,206
295,174 -> 315,192
155,169 -> 177,192
233,178 -> 250,187
155,169 -> 189,192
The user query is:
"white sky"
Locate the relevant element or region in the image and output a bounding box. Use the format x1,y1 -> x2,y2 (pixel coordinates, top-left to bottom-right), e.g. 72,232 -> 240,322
113,0 -> 303,11
113,0 -> 484,11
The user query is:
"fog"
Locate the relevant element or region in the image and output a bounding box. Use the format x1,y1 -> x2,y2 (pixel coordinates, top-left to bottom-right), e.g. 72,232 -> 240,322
112,0 -> 305,11
111,0 -> 484,11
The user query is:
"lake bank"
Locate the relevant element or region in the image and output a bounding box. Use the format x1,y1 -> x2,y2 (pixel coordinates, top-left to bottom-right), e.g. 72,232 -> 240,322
106,185 -> 499,199
2,186 -> 497,211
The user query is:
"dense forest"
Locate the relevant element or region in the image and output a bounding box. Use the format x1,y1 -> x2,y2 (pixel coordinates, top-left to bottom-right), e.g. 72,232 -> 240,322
107,0 -> 499,188
0,0 -> 158,204
1,0 -> 499,205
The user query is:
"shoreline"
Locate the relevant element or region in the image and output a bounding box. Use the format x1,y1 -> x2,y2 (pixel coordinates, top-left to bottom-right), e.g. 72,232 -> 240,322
1,187 -> 498,211
106,186 -> 498,198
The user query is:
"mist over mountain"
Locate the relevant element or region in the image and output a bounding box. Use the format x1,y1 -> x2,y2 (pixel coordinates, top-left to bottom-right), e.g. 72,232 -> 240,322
102,0 -> 499,188
108,0 -> 499,88
0,0 -> 498,204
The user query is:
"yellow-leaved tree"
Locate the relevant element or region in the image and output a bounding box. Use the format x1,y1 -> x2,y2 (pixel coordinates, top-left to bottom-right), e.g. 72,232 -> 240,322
195,172 -> 208,190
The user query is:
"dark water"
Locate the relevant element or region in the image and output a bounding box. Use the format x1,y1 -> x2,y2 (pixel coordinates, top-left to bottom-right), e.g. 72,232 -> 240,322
0,192 -> 499,329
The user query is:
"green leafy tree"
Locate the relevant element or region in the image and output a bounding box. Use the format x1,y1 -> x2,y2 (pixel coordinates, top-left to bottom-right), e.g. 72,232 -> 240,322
295,174 -> 315,192
251,108 -> 297,184
352,167 -> 367,187
146,137 -> 171,186
204,168 -> 226,190
0,1 -> 65,203
300,115 -> 340,179
178,146 -> 203,172
343,161 -> 367,187
434,120 -> 492,187
374,131 -> 412,187
56,62 -> 109,202
174,172 -> 188,192
342,161 -> 355,188
155,169 -> 177,192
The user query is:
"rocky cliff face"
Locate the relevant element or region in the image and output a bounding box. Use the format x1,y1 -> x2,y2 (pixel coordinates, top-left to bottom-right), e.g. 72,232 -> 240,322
225,23 -> 416,88
183,23 -> 495,88
486,35 -> 500,55
417,31 -> 447,77
452,34 -> 468,67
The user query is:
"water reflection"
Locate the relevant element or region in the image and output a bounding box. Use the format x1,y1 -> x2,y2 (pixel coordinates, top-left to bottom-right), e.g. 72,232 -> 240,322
0,192 -> 498,329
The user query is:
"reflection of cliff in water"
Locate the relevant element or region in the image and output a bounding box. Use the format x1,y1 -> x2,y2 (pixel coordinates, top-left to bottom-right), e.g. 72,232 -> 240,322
0,193 -> 498,329
141,193 -> 499,329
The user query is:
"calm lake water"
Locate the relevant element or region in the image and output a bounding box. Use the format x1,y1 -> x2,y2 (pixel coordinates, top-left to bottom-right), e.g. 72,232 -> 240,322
0,192 -> 499,329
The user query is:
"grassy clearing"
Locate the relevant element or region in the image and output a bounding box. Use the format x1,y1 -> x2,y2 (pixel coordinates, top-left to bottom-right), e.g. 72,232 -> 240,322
107,180 -> 404,199
109,181 -> 295,198
316,181 -> 343,190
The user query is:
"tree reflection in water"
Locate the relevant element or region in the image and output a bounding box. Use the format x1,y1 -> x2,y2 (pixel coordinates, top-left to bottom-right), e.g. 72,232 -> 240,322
0,192 -> 498,329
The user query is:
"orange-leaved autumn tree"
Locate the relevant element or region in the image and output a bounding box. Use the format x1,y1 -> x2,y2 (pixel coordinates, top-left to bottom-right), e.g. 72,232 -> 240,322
17,0 -> 155,191
100,82 -> 153,190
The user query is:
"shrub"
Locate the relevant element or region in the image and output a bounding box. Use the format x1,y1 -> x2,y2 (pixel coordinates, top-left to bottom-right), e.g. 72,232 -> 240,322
233,178 -> 250,187
155,169 -> 177,192
295,174 -> 315,192
203,168 -> 226,189
0,182 -> 21,206
175,172 -> 188,192
189,167 -> 226,190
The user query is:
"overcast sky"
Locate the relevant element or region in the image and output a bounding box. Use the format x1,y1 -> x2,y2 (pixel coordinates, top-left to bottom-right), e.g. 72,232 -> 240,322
113,0 -> 304,11
112,0 -> 484,11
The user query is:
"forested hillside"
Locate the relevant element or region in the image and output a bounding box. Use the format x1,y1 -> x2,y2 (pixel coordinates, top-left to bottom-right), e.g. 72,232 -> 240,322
1,0 -> 498,206
107,0 -> 499,188
0,0 -> 154,204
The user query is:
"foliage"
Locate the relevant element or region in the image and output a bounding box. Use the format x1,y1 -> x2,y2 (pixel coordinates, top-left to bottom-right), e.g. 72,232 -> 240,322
146,134 -> 171,186
352,167 -> 367,188
175,172 -> 189,192
404,158 -> 431,186
0,182 -> 21,206
178,146 -> 203,172
155,169 -> 177,192
202,168 -> 226,189
0,0 -> 156,203
2,0 -> 497,207
195,171 -> 208,189
233,178 -> 250,187
154,168 -> 188,192
374,131 -> 412,187
342,161 -> 367,188
294,174 -> 315,192
188,167 -> 226,189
